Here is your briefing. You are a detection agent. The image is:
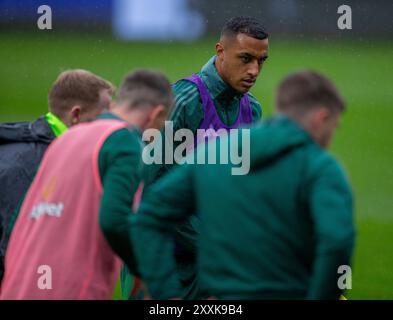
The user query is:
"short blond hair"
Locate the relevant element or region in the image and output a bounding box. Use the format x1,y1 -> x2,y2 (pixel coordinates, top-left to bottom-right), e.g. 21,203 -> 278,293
48,69 -> 115,118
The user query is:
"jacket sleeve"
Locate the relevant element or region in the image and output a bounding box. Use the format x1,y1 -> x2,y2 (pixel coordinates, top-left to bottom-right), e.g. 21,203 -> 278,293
306,158 -> 355,299
4,202 -> 22,243
2,189 -> 25,257
0,196 -> 24,281
131,162 -> 196,299
98,129 -> 143,276
144,81 -> 202,185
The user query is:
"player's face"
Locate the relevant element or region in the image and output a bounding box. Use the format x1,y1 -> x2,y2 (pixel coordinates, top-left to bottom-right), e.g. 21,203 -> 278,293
216,34 -> 269,94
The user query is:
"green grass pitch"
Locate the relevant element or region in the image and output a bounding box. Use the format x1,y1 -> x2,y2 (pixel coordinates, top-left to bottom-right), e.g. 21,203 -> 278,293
0,31 -> 392,299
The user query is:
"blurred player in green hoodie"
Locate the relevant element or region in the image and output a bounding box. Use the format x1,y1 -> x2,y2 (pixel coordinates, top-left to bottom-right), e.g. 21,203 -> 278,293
132,70 -> 355,300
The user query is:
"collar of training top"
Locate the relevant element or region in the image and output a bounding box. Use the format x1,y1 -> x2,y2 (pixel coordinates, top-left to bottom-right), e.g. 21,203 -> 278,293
98,112 -> 142,137
45,112 -> 68,137
200,56 -> 244,102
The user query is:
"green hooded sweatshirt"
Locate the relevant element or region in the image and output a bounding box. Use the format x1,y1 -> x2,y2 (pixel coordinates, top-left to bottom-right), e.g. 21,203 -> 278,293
131,115 -> 355,300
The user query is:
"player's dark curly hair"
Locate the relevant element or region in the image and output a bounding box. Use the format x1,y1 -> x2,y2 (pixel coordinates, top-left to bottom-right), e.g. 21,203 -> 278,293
221,16 -> 268,40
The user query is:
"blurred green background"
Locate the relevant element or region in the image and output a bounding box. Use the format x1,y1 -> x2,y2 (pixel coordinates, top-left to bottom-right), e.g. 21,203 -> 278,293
0,32 -> 392,299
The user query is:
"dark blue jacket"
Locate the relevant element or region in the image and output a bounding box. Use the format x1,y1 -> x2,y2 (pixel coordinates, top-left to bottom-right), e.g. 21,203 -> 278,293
0,116 -> 55,280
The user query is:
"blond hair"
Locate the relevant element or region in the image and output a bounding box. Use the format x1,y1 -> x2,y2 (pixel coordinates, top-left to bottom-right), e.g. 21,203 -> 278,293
48,69 -> 115,118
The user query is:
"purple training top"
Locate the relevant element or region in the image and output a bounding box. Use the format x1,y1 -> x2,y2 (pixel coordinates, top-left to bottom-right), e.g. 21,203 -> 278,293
183,74 -> 253,148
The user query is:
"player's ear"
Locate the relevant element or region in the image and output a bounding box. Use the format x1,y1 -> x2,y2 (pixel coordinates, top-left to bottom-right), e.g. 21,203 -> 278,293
317,106 -> 331,124
215,42 -> 224,60
148,104 -> 167,130
310,106 -> 330,131
150,104 -> 166,121
69,105 -> 81,126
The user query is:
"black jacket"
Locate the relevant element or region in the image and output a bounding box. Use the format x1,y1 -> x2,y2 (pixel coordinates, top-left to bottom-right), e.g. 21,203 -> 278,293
0,116 -> 55,279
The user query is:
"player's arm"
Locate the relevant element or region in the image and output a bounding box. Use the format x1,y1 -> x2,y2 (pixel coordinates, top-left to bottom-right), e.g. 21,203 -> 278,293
0,171 -> 31,269
3,200 -> 23,249
306,158 -> 355,300
0,194 -> 24,281
145,80 -> 202,184
98,128 -> 143,276
131,160 -> 196,299
1,162 -> 41,257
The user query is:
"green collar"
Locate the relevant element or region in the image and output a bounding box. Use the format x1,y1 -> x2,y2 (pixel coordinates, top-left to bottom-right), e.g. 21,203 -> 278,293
97,111 -> 122,121
199,56 -> 243,102
45,112 -> 68,137
98,112 -> 142,137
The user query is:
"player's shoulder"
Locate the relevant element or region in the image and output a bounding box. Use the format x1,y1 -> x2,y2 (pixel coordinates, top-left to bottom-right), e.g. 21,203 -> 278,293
306,144 -> 349,184
98,127 -> 143,183
173,78 -> 200,107
247,91 -> 262,108
103,126 -> 142,155
246,91 -> 262,120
